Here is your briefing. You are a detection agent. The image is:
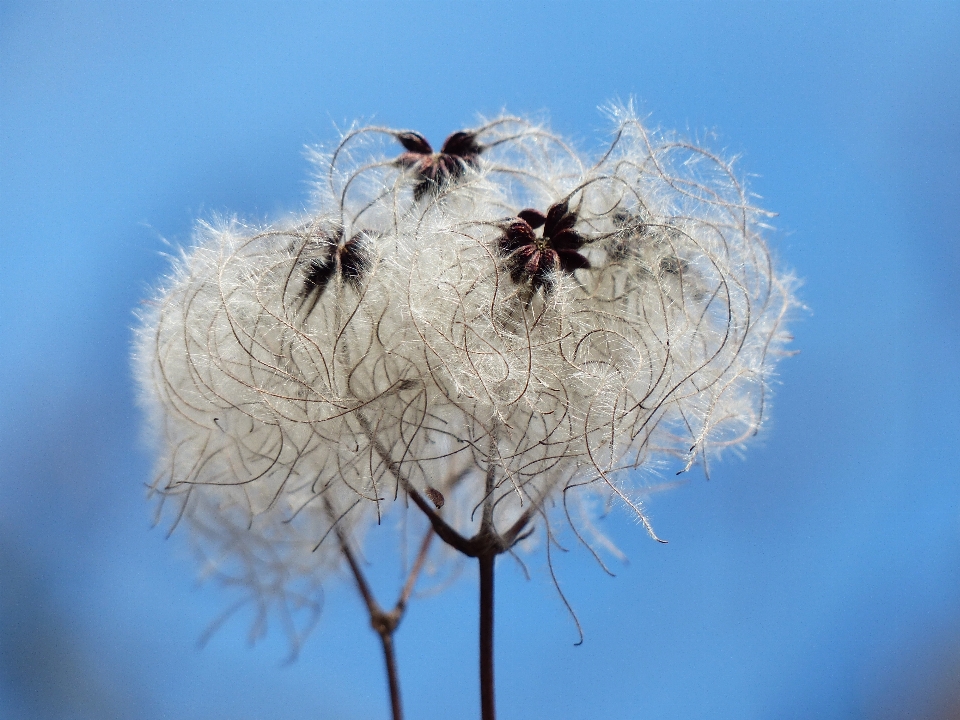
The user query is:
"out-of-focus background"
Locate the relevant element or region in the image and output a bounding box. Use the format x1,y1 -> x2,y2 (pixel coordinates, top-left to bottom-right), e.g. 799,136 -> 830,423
2,3 -> 958,719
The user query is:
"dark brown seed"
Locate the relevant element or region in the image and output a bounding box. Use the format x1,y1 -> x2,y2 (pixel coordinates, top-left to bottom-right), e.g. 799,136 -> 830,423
550,229 -> 586,251
517,209 -> 546,229
440,131 -> 482,158
557,249 -> 590,272
302,257 -> 336,299
397,132 -> 433,154
339,235 -> 368,289
544,201 -> 570,236
425,487 -> 445,509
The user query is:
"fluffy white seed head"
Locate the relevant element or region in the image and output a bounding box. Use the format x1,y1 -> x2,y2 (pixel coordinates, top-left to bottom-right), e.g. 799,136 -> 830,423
134,108 -> 796,645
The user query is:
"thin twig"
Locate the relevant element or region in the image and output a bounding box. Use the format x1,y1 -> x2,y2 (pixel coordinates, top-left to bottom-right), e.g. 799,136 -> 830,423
329,499 -> 435,720
397,528 -> 434,612
478,552 -> 496,720
355,412 -> 474,554
478,434 -> 498,720
333,526 -> 406,720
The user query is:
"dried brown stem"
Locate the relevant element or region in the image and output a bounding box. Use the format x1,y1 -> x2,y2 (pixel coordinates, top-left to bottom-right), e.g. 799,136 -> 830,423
356,412 -> 474,555
398,528 -> 434,611
479,552 -> 496,720
333,509 -> 434,720
477,445 -> 500,720
359,412 -> 541,720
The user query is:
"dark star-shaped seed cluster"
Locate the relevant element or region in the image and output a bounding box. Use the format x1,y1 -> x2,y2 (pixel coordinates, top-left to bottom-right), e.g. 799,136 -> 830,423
395,130 -> 483,200
498,201 -> 590,293
300,230 -> 370,316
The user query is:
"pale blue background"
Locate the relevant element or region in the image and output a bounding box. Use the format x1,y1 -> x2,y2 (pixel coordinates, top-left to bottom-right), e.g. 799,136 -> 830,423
2,2 -> 959,719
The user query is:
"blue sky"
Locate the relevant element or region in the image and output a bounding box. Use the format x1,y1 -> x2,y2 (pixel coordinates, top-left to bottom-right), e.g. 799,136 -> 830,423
2,2 -> 959,719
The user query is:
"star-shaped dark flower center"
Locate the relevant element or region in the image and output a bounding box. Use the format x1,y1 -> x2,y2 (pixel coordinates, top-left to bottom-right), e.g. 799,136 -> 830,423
395,130 -> 483,200
498,201 -> 590,292
299,229 -> 370,316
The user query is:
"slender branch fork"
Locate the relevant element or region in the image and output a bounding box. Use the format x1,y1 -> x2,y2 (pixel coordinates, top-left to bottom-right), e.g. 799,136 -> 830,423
383,471 -> 532,720
398,478 -> 535,720
334,514 -> 434,720
401,476 -> 526,720
402,469 -> 534,720
357,414 -> 534,720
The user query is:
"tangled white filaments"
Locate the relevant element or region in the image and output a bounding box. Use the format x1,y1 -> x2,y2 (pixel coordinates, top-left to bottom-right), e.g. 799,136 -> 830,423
135,108 -> 796,648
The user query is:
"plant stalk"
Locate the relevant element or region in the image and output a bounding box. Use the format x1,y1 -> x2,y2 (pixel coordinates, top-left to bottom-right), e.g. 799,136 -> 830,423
332,503 -> 434,720
479,552 -> 496,720
378,629 -> 404,720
